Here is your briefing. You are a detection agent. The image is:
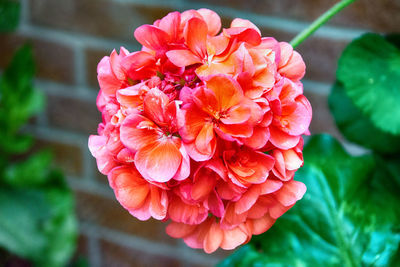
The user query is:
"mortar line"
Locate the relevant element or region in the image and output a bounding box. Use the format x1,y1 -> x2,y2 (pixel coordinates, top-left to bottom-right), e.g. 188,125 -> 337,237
81,222 -> 221,266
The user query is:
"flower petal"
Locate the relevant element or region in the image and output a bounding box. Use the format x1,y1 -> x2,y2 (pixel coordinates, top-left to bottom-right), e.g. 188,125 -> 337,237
135,138 -> 182,182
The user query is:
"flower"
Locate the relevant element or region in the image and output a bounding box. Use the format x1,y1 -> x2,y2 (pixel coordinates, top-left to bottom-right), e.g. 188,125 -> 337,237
89,8 -> 311,253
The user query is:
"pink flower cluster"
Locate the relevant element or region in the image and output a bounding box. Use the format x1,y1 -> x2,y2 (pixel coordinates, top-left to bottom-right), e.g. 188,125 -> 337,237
89,9 -> 311,253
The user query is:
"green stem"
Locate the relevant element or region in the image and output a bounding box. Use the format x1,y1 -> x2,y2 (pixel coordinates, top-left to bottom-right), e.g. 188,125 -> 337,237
290,0 -> 357,48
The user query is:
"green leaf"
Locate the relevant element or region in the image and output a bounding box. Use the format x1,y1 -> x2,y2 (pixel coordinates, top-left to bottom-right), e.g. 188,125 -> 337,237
3,150 -> 53,187
0,133 -> 33,154
0,171 -> 77,267
0,0 -> 20,32
0,44 -> 43,131
337,33 -> 400,135
0,44 -> 44,156
329,81 -> 400,154
219,135 -> 400,267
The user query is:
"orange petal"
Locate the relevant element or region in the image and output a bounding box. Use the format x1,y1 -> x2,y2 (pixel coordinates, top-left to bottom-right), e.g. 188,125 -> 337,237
195,122 -> 216,155
251,214 -> 276,235
168,195 -> 208,225
192,168 -> 217,200
149,187 -> 168,220
185,17 -> 208,58
166,222 -> 196,238
220,226 -> 248,250
166,49 -> 201,67
108,166 -> 149,211
274,180 -> 306,206
269,125 -> 300,150
221,104 -> 251,124
204,222 -> 223,253
205,74 -> 243,111
135,138 -> 182,182
197,8 -> 221,36
120,114 -> 159,151
235,186 -> 261,214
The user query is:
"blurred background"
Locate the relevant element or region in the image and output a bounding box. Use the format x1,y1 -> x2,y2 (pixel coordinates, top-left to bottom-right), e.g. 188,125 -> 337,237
0,0 -> 399,266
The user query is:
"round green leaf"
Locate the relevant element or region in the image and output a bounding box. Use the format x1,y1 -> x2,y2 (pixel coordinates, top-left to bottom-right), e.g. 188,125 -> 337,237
337,33 -> 400,135
329,81 -> 400,154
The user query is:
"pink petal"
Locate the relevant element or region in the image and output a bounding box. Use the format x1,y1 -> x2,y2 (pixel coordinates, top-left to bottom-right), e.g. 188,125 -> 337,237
204,222 -> 223,253
172,145 -> 191,181
143,88 -> 171,126
269,125 -> 300,150
168,196 -> 208,225
259,179 -> 283,195
158,11 -> 181,41
235,186 -> 261,214
185,17 -> 208,59
149,187 -> 168,220
108,166 -> 150,212
197,8 -> 221,36
134,25 -> 170,52
120,114 -> 159,152
220,226 -> 248,250
135,138 -> 182,182
251,214 -> 276,235
274,180 -> 306,206
221,104 -> 251,124
166,49 -> 202,67
166,222 -> 196,238
231,18 -> 261,35
110,49 -> 125,80
204,190 -> 225,217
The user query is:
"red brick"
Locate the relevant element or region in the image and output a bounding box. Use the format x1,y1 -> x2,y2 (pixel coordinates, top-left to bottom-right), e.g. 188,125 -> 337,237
30,0 -> 174,42
0,33 -> 74,84
46,94 -> 100,134
304,91 -> 341,140
85,47 -> 109,89
297,37 -> 349,83
99,239 -> 181,267
74,190 -> 177,245
33,139 -> 83,177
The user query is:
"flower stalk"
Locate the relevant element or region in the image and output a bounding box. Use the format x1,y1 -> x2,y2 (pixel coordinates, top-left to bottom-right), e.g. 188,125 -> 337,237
290,0 -> 357,48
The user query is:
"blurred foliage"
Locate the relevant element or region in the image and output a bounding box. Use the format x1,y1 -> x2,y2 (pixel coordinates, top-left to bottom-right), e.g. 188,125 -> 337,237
0,45 -> 78,267
0,0 -> 20,32
220,33 -> 400,266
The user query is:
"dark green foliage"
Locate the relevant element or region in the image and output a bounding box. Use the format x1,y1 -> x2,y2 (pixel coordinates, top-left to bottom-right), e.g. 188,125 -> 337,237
0,0 -> 20,32
336,33 -> 400,135
219,135 -> 400,267
0,45 -> 77,266
329,82 -> 400,154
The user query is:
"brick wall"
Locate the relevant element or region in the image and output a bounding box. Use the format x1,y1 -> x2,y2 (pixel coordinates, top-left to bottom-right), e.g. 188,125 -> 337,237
1,0 -> 399,266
